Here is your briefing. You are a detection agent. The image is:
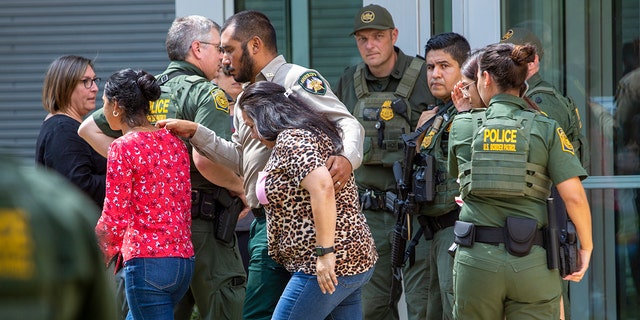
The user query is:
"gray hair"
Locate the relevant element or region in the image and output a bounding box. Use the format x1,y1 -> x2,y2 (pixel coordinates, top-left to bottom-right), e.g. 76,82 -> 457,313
166,15 -> 221,61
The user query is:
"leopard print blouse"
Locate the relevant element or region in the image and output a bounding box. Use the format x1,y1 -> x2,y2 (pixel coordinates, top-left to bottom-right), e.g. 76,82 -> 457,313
262,128 -> 377,276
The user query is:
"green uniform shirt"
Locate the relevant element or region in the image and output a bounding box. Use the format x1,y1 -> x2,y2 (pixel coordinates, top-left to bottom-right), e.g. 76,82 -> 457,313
334,47 -> 435,192
448,94 -> 587,227
92,60 -> 232,190
527,73 -> 573,135
0,157 -> 115,320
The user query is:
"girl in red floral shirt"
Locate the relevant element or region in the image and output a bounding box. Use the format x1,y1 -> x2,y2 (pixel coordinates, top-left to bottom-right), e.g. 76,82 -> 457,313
95,68 -> 194,319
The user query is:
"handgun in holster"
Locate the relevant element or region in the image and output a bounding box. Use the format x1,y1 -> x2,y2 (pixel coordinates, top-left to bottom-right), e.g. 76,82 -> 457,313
213,189 -> 244,244
412,153 -> 435,203
545,198 -> 581,277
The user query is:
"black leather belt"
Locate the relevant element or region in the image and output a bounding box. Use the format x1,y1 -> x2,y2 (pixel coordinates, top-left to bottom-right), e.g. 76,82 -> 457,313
475,226 -> 545,246
252,206 -> 265,218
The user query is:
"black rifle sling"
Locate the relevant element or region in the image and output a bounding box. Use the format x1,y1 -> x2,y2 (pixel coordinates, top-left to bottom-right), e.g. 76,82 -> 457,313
402,106 -> 449,149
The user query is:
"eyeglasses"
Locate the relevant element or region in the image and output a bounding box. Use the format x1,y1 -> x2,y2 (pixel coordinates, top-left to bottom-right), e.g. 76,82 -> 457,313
460,81 -> 476,97
199,41 -> 223,53
79,77 -> 101,89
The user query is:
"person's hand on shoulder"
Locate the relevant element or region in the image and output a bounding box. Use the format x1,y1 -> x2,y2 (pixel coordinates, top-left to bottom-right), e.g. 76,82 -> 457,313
156,119 -> 199,138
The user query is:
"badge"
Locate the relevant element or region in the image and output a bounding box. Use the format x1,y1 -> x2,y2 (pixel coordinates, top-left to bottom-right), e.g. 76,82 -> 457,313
557,127 -> 574,155
501,29 -> 514,41
379,100 -> 394,121
421,132 -> 435,149
297,71 -> 327,95
210,88 -> 230,113
361,10 -> 375,24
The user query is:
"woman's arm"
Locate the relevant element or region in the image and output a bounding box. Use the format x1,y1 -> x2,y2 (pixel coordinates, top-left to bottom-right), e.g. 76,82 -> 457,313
301,166 -> 338,294
556,176 -> 593,282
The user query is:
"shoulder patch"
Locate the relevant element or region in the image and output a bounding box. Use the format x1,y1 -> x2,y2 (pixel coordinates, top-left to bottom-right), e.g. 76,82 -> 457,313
210,88 -> 230,113
556,127 -> 574,155
297,71 -> 327,95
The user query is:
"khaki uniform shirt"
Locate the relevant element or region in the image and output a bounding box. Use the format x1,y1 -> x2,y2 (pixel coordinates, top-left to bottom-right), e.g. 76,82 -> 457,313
191,55 -> 364,208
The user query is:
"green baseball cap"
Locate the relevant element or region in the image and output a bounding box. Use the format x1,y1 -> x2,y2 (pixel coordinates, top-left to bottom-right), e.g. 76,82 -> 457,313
500,27 -> 544,58
351,4 -> 395,35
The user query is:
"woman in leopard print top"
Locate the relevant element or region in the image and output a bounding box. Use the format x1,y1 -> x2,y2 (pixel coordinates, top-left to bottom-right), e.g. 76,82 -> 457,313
239,81 -> 377,320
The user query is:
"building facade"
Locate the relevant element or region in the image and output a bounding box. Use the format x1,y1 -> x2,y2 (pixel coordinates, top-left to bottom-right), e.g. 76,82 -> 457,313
1,0 -> 638,318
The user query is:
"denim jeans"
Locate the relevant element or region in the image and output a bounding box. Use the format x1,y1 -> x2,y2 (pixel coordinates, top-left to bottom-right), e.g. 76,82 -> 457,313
272,267 -> 375,320
124,257 -> 194,320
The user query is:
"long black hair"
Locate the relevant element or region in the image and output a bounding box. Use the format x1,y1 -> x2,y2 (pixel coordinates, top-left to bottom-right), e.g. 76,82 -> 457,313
238,81 -> 343,154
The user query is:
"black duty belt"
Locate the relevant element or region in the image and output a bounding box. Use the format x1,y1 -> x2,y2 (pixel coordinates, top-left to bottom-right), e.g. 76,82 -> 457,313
425,208 -> 459,233
252,206 -> 266,218
475,226 -> 545,246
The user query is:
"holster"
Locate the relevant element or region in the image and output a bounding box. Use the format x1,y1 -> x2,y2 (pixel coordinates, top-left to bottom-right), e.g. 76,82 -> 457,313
504,216 -> 539,257
413,153 -> 435,202
192,188 -> 243,243
559,220 -> 581,277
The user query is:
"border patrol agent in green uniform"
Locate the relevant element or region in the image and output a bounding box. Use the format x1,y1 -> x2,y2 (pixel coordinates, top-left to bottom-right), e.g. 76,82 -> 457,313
333,5 -> 436,320
0,155 -> 116,320
448,43 -> 592,319
501,27 -> 589,319
83,16 -> 246,320
416,32 -> 470,320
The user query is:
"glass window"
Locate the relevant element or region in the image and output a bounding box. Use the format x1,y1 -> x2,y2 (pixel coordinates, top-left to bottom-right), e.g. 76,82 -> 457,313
612,0 -> 640,318
431,0 -> 452,36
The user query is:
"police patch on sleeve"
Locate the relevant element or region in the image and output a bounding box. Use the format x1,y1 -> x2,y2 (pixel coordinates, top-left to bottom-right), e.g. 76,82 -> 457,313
210,88 -> 230,113
297,71 -> 327,95
556,127 -> 574,155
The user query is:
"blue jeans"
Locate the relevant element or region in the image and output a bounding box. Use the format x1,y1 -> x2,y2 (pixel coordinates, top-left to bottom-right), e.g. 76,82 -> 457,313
272,267 -> 375,320
124,257 -> 194,320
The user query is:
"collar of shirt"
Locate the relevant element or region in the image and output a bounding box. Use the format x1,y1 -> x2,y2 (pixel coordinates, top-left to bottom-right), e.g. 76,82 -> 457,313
256,55 -> 287,82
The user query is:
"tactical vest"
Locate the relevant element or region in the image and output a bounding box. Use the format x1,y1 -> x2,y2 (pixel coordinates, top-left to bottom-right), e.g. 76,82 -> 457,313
458,110 -> 552,200
528,85 -> 589,168
353,58 -> 423,166
149,71 -> 208,123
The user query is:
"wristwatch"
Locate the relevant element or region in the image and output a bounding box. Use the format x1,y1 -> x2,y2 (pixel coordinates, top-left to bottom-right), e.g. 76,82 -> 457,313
315,246 -> 335,256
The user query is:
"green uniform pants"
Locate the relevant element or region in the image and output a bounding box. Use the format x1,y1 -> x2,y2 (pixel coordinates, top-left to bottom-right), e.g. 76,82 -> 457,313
242,216 -> 291,320
453,243 -> 561,320
426,225 -> 455,320
362,209 -> 431,320
176,217 -> 247,320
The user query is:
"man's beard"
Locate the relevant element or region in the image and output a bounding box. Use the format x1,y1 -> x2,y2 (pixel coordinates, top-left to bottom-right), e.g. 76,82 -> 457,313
234,45 -> 255,83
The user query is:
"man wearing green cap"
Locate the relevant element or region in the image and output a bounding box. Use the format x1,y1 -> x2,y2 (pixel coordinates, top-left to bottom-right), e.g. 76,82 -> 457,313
334,4 -> 436,320
501,27 -> 588,320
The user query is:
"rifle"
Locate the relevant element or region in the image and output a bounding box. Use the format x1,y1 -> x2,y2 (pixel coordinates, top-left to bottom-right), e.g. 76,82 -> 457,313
388,105 -> 447,305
